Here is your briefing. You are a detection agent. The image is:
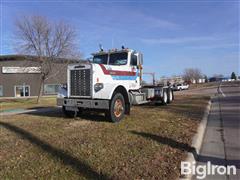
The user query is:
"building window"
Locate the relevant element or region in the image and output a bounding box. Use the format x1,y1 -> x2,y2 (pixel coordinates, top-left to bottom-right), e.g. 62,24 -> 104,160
44,84 -> 60,95
0,86 -> 3,96
15,85 -> 30,97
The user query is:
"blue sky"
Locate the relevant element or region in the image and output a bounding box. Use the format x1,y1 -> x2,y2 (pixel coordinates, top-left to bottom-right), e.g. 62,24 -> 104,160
0,0 -> 239,79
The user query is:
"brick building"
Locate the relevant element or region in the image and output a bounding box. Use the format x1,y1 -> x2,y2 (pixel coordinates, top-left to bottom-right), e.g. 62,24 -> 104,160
0,55 -> 80,98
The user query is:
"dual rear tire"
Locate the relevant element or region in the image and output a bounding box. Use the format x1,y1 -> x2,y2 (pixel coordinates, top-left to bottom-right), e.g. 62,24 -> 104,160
162,88 -> 174,105
162,90 -> 168,105
167,89 -> 174,103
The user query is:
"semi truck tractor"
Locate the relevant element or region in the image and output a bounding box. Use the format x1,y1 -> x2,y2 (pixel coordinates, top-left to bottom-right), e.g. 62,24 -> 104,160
57,47 -> 174,122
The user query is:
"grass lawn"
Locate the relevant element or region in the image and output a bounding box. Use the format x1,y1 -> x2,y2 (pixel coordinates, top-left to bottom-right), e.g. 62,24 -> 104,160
0,97 -> 56,112
189,82 -> 219,90
0,95 -> 209,179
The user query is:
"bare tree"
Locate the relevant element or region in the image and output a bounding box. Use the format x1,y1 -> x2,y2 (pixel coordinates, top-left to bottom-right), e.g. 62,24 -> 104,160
14,15 -> 80,103
212,74 -> 224,78
182,68 -> 203,83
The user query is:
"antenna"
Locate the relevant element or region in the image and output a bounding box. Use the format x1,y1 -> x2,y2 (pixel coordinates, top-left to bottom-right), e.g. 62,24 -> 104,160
111,37 -> 114,48
99,44 -> 104,51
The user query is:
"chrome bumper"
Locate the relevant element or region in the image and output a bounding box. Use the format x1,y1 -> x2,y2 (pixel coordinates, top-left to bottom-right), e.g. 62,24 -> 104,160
57,97 -> 109,110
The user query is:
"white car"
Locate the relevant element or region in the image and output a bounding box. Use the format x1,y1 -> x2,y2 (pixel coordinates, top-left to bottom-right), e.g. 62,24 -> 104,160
173,83 -> 189,91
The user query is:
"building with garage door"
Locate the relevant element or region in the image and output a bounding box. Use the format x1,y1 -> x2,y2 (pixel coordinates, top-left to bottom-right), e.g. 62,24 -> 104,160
0,55 -> 81,98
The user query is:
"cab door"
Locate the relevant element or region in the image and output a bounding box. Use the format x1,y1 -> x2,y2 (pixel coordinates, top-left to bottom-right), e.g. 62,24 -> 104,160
129,52 -> 141,89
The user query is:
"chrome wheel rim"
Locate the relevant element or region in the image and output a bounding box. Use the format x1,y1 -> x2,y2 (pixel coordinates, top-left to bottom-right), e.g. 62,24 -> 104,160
114,99 -> 123,117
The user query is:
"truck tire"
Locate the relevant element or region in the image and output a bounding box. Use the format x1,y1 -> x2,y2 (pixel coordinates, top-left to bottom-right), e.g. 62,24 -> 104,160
106,93 -> 125,123
172,89 -> 175,100
162,90 -> 168,105
167,89 -> 173,103
62,106 -> 76,118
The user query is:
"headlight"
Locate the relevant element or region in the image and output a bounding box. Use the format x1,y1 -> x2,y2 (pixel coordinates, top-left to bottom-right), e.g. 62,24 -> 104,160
94,83 -> 104,92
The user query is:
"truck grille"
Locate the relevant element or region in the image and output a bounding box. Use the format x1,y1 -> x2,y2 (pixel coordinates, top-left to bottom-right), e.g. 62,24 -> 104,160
70,68 -> 91,97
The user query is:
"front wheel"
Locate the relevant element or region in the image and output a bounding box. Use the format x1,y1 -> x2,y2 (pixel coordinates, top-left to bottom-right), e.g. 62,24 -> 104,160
106,93 -> 125,123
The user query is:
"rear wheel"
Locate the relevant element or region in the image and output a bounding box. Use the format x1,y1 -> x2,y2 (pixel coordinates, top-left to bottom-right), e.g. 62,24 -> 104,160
106,93 -> 125,123
167,89 -> 173,103
162,90 -> 168,105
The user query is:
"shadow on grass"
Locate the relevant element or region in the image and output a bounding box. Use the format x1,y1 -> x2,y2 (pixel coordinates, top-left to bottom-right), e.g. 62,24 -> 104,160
24,107 -> 109,122
130,131 -> 196,154
27,106 -> 54,110
77,113 -> 108,122
131,131 -> 240,168
0,121 -> 109,179
24,107 -> 63,118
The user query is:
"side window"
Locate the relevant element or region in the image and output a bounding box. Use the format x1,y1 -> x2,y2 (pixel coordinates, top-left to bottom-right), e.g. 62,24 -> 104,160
130,54 -> 137,66
0,85 -> 3,96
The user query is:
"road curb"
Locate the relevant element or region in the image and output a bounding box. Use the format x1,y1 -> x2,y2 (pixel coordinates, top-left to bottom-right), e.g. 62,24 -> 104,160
180,99 -> 212,180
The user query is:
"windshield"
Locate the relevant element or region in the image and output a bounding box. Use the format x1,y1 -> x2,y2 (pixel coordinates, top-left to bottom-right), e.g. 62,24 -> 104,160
93,54 -> 108,64
109,52 -> 128,65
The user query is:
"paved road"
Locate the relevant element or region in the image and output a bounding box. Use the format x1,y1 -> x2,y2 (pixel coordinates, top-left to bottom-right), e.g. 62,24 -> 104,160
193,82 -> 240,180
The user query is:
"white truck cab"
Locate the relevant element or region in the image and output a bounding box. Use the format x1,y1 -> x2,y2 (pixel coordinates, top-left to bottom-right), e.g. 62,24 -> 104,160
57,47 -> 173,122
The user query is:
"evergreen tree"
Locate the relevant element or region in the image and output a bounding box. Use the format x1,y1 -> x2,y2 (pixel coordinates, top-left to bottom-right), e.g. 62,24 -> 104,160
231,72 -> 237,80
204,75 -> 208,82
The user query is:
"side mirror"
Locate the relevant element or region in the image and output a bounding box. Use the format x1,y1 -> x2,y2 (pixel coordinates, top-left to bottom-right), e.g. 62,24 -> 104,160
138,53 -> 143,65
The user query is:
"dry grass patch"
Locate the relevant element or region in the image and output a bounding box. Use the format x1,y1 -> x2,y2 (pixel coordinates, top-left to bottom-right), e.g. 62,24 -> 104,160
0,95 -> 209,179
0,97 -> 56,111
189,82 -> 219,90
